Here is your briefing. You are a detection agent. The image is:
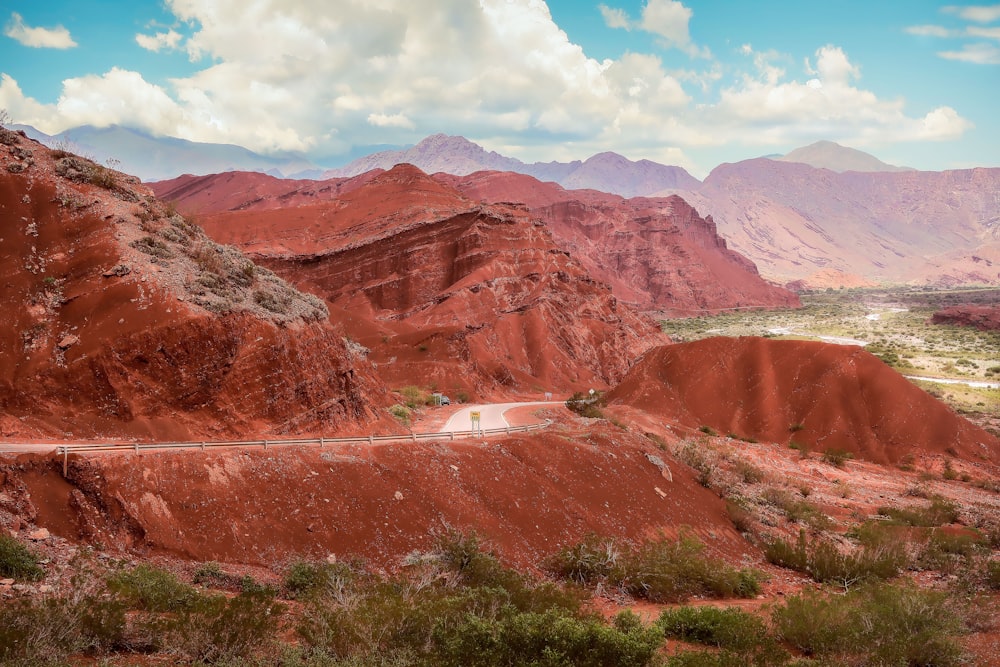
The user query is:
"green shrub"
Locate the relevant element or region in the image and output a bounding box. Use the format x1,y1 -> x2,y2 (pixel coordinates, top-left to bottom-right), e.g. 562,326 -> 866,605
878,497 -> 959,527
772,591 -> 851,656
0,534 -> 44,581
0,594 -> 126,664
620,534 -> 761,603
658,606 -> 776,655
388,403 -> 411,425
987,561 -> 1000,590
820,449 -> 853,468
544,533 -> 620,585
764,531 -> 906,589
107,564 -> 200,612
284,560 -> 355,600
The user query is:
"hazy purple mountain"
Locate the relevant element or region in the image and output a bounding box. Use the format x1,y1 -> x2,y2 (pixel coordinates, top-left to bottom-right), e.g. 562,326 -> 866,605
776,140 -> 913,173
12,124 -> 320,182
323,134 -> 699,197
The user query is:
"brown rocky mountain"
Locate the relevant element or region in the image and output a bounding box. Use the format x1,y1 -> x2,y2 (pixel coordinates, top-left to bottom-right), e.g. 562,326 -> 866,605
0,129 -> 390,441
438,170 -> 799,314
676,159 -> 1000,288
607,337 -> 1000,465
190,164 -> 666,395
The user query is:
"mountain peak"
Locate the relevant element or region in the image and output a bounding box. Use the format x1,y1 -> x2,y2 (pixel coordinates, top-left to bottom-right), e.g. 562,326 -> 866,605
777,140 -> 912,173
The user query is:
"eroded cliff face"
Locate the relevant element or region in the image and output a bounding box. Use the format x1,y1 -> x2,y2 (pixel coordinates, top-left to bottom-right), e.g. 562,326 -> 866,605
0,129 -> 389,440
196,165 -> 665,394
439,171 -> 799,315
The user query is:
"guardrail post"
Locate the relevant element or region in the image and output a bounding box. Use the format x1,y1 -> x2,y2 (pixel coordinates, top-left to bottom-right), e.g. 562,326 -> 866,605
134,443 -> 139,453
320,436 -> 325,448
264,439 -> 268,450
450,431 -> 454,441
201,441 -> 205,451
62,447 -> 68,476
369,434 -> 373,445
411,432 -> 416,442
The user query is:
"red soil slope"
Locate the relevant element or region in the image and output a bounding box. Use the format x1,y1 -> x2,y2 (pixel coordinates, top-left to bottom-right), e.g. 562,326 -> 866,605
441,171 -> 799,314
931,306 -> 1000,331
3,424 -> 751,568
0,130 -> 389,441
194,164 -> 665,395
606,337 -> 1000,465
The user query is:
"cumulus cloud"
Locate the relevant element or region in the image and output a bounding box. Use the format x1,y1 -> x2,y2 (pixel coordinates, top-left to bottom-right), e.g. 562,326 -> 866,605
708,45 -> 970,146
4,12 -> 76,49
136,29 -> 183,52
943,4 -> 1000,23
1,1 -> 973,164
600,0 -> 709,57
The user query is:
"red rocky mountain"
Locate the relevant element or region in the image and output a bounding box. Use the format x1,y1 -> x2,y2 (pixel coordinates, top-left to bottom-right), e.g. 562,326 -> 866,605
0,129 -> 390,441
188,164 -> 666,395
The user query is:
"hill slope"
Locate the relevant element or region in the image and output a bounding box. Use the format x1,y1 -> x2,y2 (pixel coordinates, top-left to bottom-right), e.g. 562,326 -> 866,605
0,128 -> 388,440
606,337 -> 1000,465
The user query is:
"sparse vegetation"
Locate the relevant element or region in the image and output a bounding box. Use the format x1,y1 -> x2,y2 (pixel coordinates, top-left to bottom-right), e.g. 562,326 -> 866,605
565,390 -> 605,418
0,534 -> 44,581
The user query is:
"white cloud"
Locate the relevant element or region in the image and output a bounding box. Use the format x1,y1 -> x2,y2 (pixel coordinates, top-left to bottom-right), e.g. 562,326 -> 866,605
367,112 -> 414,129
968,25 -> 1000,38
1,2 -> 972,164
598,4 -> 630,29
4,12 -> 76,49
905,25 -> 959,37
944,4 -> 1000,23
135,29 -> 183,52
708,45 -> 971,146
600,0 -> 709,57
938,42 -> 1000,63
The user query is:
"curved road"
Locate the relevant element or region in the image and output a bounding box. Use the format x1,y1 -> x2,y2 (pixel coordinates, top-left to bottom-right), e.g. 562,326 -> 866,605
441,401 -> 562,433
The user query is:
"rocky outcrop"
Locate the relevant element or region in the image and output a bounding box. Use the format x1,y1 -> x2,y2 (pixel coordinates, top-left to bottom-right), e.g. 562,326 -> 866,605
0,130 -> 389,440
196,164 -> 666,394
607,337 -> 1000,465
931,306 -> 1000,331
442,171 -> 799,314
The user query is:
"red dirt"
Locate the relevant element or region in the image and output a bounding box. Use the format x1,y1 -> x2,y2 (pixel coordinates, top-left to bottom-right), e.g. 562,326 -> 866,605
606,337 -> 1000,465
1,423 -> 752,570
0,131 -> 391,441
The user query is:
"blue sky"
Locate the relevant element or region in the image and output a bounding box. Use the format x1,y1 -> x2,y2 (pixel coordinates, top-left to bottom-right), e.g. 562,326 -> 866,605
1,1 -> 998,176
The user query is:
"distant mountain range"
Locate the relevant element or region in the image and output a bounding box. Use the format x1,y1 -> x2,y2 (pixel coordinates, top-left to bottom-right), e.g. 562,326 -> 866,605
12,123 -> 999,287
12,124 -> 322,181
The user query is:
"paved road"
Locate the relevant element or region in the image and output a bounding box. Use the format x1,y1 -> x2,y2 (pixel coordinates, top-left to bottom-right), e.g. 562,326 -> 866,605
441,401 -> 562,433
0,443 -> 61,453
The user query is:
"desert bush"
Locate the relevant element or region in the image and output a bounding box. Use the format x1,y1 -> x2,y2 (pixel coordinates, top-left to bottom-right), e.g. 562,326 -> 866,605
0,578 -> 127,664
820,448 -> 852,468
388,404 -> 411,425
764,531 -> 906,589
658,606 -> 780,657
131,235 -> 174,259
0,534 -> 44,580
878,497 -> 959,527
987,561 -> 1000,590
734,460 -> 764,484
618,534 -> 761,603
253,288 -> 292,314
107,564 -> 200,612
725,500 -> 755,534
398,385 -> 430,408
149,589 -> 286,663
544,532 -> 621,585
772,591 -> 851,657
761,488 -> 830,531
284,560 -> 357,601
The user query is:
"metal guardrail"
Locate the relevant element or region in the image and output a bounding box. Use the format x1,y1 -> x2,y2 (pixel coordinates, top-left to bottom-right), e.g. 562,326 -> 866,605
50,420 -> 552,474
